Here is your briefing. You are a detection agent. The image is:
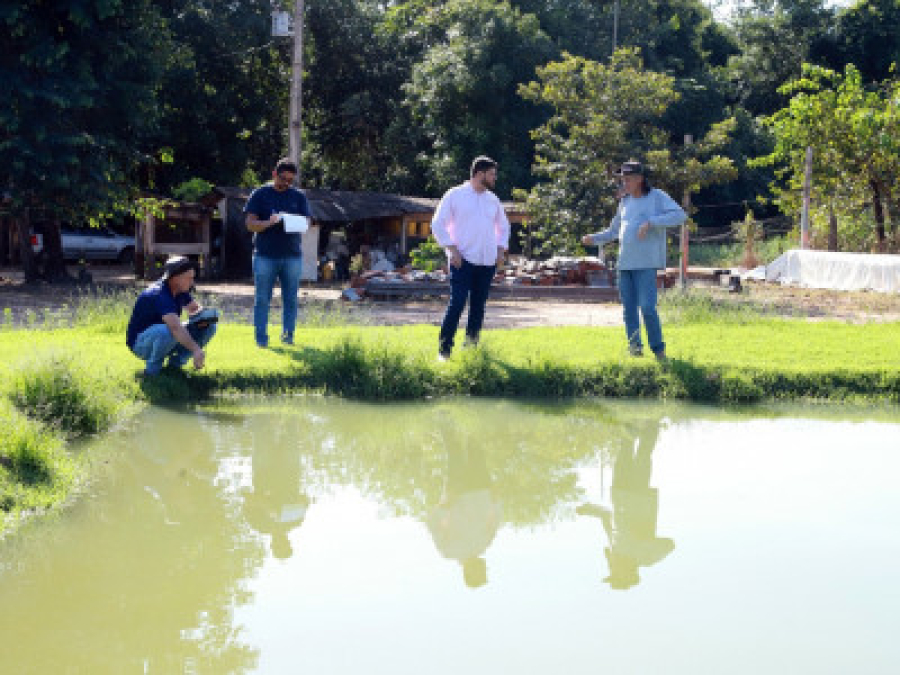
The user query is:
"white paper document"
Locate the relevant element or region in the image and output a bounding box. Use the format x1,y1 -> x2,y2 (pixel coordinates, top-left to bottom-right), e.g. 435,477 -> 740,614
281,214 -> 309,233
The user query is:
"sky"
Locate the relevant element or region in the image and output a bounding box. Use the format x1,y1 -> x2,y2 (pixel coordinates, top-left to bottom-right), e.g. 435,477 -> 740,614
711,0 -> 856,21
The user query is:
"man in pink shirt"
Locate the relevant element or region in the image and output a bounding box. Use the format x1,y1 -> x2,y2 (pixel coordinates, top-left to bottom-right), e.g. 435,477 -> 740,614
431,156 -> 511,360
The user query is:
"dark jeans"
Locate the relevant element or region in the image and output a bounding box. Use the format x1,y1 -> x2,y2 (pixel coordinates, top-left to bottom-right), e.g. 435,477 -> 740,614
439,260 -> 496,354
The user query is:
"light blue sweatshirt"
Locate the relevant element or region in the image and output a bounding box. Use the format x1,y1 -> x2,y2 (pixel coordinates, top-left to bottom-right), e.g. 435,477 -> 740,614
587,188 -> 687,270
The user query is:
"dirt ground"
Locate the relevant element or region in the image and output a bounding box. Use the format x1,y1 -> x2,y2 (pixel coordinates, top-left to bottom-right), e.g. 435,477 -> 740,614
3,263 -> 900,328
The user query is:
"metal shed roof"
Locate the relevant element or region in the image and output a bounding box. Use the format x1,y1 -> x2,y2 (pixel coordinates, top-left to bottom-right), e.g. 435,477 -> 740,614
210,187 -> 522,223
211,187 -> 437,223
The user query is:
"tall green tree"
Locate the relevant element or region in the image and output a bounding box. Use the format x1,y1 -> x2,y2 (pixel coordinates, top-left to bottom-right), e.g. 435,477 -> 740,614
755,63 -> 900,250
813,0 -> 900,84
0,0 -> 170,281
725,0 -> 835,116
151,0 -> 289,192
517,49 -> 736,254
388,0 -> 558,197
302,0 -> 413,191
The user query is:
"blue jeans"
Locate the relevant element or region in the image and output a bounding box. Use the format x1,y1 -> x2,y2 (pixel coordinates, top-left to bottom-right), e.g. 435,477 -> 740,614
253,254 -> 302,345
439,260 -> 496,354
617,269 -> 664,355
132,322 -> 217,375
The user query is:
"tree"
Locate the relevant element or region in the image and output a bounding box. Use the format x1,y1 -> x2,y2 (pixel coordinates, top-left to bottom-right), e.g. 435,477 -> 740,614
813,0 -> 900,84
0,0 -> 171,281
517,48 -> 737,254
302,0 -> 413,191
755,63 -> 900,250
725,0 -> 836,116
150,0 -> 289,192
390,0 -> 558,197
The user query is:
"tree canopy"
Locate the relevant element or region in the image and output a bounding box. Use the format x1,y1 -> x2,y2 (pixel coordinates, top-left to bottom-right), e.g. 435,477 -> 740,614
516,49 -> 737,254
4,0 -> 900,281
1,0 -> 169,218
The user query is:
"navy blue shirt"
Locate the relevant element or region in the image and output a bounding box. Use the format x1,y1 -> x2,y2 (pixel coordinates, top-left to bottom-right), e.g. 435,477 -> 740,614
126,281 -> 193,349
244,185 -> 311,257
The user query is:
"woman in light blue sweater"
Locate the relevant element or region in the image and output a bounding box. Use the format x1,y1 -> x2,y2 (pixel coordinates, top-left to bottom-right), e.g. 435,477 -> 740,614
582,161 -> 686,360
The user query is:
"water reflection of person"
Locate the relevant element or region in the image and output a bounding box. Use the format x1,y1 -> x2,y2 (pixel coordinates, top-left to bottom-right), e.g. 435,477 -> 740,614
577,419 -> 674,590
427,442 -> 502,589
244,441 -> 310,561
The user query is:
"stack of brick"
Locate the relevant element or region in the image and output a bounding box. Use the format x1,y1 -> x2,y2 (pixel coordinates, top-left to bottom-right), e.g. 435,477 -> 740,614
350,256 -> 614,298
497,256 -> 610,287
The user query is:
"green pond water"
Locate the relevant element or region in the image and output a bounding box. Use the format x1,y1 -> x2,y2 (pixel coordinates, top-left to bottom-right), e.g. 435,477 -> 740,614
1,398 -> 899,674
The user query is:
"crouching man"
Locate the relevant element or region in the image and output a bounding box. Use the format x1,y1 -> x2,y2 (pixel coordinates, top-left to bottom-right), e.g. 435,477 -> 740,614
126,256 -> 217,376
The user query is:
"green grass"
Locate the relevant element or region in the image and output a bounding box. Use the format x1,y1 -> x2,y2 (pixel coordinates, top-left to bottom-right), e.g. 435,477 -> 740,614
3,319 -> 899,408
2,295 -> 900,537
0,400 -> 79,535
5,351 -> 133,436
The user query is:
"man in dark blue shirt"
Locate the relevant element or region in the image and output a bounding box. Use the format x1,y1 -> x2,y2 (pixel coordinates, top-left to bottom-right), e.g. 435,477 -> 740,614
126,256 -> 217,376
244,158 -> 312,347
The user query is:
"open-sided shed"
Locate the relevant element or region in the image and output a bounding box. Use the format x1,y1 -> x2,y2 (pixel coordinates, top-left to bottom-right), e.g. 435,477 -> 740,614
206,187 -> 525,281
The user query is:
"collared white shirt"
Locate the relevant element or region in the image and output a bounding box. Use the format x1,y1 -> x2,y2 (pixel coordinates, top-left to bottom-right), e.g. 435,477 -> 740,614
430,182 -> 511,266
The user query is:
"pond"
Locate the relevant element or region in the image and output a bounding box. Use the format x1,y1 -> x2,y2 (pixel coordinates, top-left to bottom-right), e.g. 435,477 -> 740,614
1,399 -> 898,674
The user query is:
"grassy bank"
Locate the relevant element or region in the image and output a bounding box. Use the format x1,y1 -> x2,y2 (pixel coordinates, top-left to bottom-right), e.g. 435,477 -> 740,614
3,319 -> 900,404
2,290 -> 899,537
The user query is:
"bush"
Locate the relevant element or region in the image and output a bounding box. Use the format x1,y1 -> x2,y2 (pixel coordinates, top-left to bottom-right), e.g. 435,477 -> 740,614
1,420 -> 55,486
172,177 -> 214,203
683,235 -> 793,268
409,237 -> 446,272
511,356 -> 584,398
0,402 -> 78,536
5,353 -> 128,436
307,337 -> 436,399
718,371 -> 764,404
453,345 -> 508,396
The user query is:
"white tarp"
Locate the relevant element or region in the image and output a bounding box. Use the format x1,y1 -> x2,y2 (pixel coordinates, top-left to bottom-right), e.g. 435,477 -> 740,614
750,249 -> 900,293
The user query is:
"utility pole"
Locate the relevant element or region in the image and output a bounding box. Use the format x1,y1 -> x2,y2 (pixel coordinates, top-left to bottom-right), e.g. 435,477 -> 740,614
612,0 -> 620,54
288,0 -> 305,183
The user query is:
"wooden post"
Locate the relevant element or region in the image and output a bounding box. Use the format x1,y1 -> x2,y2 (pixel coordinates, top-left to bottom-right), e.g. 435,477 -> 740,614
400,215 -> 408,255
144,214 -> 155,280
15,212 -> 40,282
0,215 -> 9,265
200,211 -> 210,279
134,216 -> 144,278
680,134 -> 693,291
800,146 -> 813,249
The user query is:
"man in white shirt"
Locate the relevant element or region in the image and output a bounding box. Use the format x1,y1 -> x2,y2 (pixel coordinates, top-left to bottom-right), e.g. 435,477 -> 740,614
431,156 -> 511,360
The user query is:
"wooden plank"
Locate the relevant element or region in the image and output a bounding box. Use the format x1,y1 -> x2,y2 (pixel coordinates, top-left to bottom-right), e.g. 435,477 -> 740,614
364,281 -> 620,302
162,209 -> 207,222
